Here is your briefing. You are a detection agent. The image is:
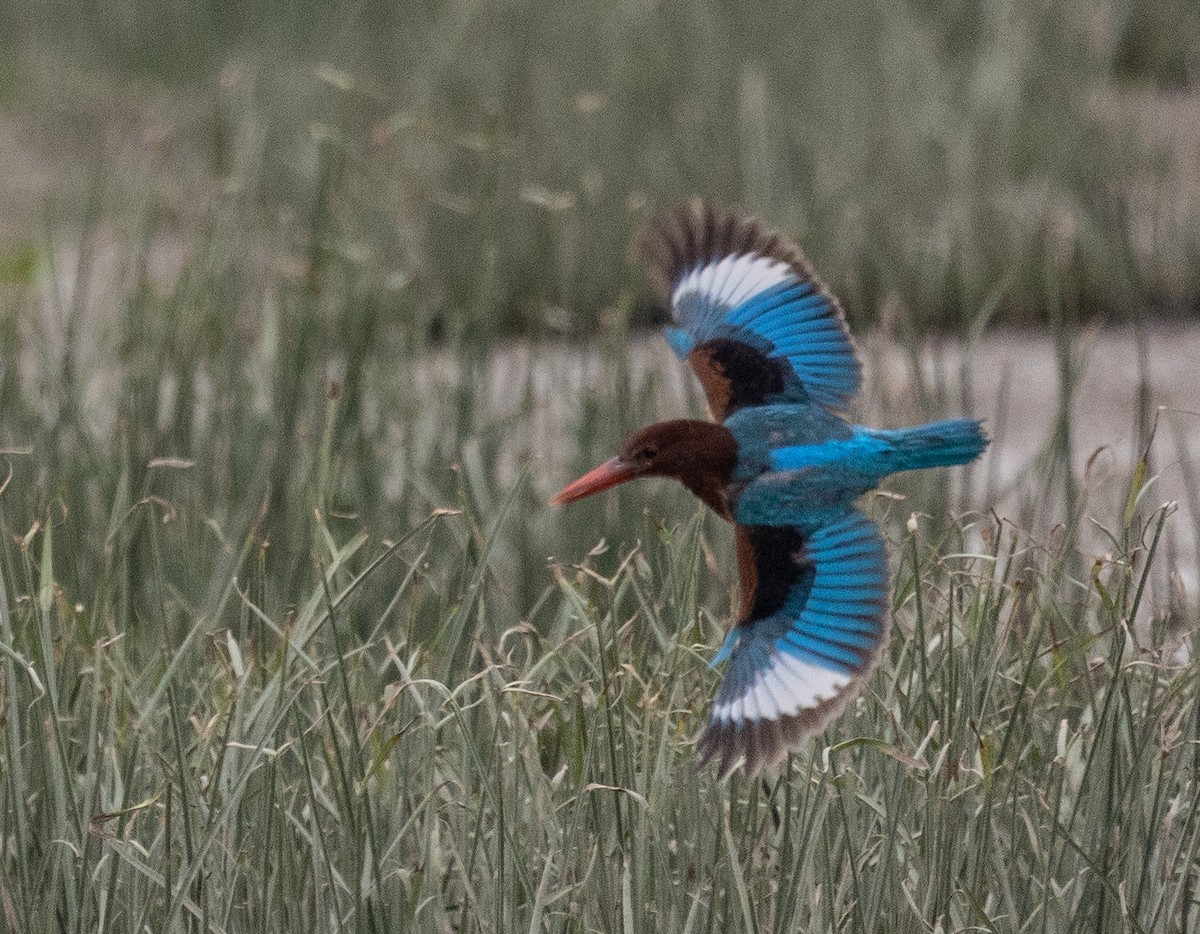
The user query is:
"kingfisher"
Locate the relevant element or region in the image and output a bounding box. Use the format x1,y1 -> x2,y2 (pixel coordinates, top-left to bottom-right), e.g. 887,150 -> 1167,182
551,203 -> 988,777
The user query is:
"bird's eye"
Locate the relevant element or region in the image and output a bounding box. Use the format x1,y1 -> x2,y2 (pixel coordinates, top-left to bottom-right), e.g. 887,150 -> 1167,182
640,447 -> 657,460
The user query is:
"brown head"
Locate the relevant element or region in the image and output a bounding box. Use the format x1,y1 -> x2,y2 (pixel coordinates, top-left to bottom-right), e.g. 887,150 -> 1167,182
550,419 -> 738,519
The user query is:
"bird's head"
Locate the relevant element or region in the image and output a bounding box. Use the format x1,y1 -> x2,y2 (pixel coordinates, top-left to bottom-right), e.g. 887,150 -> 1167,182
550,420 -> 736,513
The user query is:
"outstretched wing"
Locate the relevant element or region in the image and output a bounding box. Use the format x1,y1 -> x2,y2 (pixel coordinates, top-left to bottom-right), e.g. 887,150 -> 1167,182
697,511 -> 890,777
647,202 -> 861,421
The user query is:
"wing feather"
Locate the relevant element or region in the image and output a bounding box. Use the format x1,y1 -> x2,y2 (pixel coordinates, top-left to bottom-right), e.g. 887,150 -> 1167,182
697,512 -> 889,777
648,202 -> 861,420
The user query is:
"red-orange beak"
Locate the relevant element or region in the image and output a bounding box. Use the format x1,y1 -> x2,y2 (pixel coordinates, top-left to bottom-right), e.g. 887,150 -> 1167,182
550,457 -> 639,505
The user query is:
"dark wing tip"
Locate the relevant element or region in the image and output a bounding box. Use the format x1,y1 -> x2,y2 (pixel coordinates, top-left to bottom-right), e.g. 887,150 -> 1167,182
643,199 -> 830,300
696,646 -> 889,780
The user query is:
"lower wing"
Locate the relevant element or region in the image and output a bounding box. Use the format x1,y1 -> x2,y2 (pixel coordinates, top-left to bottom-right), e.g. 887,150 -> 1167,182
697,510 -> 890,777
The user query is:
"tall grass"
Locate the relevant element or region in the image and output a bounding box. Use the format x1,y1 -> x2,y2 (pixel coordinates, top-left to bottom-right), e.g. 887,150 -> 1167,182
0,400 -> 1196,930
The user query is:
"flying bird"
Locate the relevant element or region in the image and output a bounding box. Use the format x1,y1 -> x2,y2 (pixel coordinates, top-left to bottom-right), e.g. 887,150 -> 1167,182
551,203 -> 988,777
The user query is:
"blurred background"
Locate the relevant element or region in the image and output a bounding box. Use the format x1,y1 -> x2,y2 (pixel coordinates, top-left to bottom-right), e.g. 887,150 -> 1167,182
3,0 -> 1199,324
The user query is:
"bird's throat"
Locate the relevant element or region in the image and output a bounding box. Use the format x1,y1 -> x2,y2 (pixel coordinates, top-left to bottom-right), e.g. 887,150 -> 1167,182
681,473 -> 734,521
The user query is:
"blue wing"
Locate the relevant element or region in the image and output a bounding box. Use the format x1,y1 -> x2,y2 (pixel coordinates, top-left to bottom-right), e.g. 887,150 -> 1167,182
648,203 -> 861,420
696,510 -> 889,777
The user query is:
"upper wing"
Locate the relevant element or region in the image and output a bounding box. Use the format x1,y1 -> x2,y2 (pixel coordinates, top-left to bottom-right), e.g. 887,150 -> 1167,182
647,202 -> 861,421
696,510 -> 889,777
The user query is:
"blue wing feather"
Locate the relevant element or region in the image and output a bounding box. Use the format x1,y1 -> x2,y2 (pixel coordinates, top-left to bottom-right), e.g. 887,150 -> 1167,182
649,205 -> 861,418
778,633 -> 861,669
696,511 -> 890,777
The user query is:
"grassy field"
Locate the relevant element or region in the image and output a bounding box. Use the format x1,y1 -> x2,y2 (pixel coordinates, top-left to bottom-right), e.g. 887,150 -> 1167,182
2,1 -> 1199,931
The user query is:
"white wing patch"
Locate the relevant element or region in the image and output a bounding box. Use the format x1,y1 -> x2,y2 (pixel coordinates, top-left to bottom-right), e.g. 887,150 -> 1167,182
672,253 -> 793,316
710,654 -> 852,725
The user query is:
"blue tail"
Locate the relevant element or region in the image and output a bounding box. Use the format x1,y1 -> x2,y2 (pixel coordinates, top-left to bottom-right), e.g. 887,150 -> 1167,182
865,418 -> 988,474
